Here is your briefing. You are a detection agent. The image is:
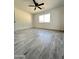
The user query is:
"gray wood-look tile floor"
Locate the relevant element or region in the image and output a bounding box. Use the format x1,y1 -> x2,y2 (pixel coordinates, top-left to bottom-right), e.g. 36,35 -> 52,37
14,29 -> 64,59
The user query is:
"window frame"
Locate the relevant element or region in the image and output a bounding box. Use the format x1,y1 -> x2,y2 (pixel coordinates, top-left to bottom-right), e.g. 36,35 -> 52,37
39,13 -> 50,23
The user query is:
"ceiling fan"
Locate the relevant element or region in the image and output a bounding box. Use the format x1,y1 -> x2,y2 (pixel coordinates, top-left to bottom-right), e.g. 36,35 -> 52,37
29,0 -> 44,10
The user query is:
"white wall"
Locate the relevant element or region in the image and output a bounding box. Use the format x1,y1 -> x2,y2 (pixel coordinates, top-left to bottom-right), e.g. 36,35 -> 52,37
14,8 -> 32,31
33,6 -> 64,30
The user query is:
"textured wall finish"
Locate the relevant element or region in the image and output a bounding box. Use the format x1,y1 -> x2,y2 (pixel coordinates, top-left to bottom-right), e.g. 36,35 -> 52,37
14,8 -> 32,31
33,6 -> 64,30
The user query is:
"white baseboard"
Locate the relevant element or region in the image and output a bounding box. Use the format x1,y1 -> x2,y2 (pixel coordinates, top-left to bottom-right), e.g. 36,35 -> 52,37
14,27 -> 32,32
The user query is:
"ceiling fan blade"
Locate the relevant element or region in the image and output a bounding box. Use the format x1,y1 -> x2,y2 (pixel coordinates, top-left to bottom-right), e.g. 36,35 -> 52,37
34,7 -> 36,10
29,5 -> 35,7
33,0 -> 37,4
38,3 -> 44,6
38,6 -> 42,10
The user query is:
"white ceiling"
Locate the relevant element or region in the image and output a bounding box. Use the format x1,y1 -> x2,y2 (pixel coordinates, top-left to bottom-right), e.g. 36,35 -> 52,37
14,0 -> 64,14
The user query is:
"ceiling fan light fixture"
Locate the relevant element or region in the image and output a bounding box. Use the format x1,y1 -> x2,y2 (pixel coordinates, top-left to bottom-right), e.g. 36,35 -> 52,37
28,0 -> 44,10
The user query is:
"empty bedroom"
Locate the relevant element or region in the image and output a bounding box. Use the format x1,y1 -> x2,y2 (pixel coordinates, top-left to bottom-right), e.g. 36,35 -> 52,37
14,0 -> 64,59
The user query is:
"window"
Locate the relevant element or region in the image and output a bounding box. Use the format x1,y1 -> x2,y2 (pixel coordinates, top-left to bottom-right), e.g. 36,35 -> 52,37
39,13 -> 50,23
